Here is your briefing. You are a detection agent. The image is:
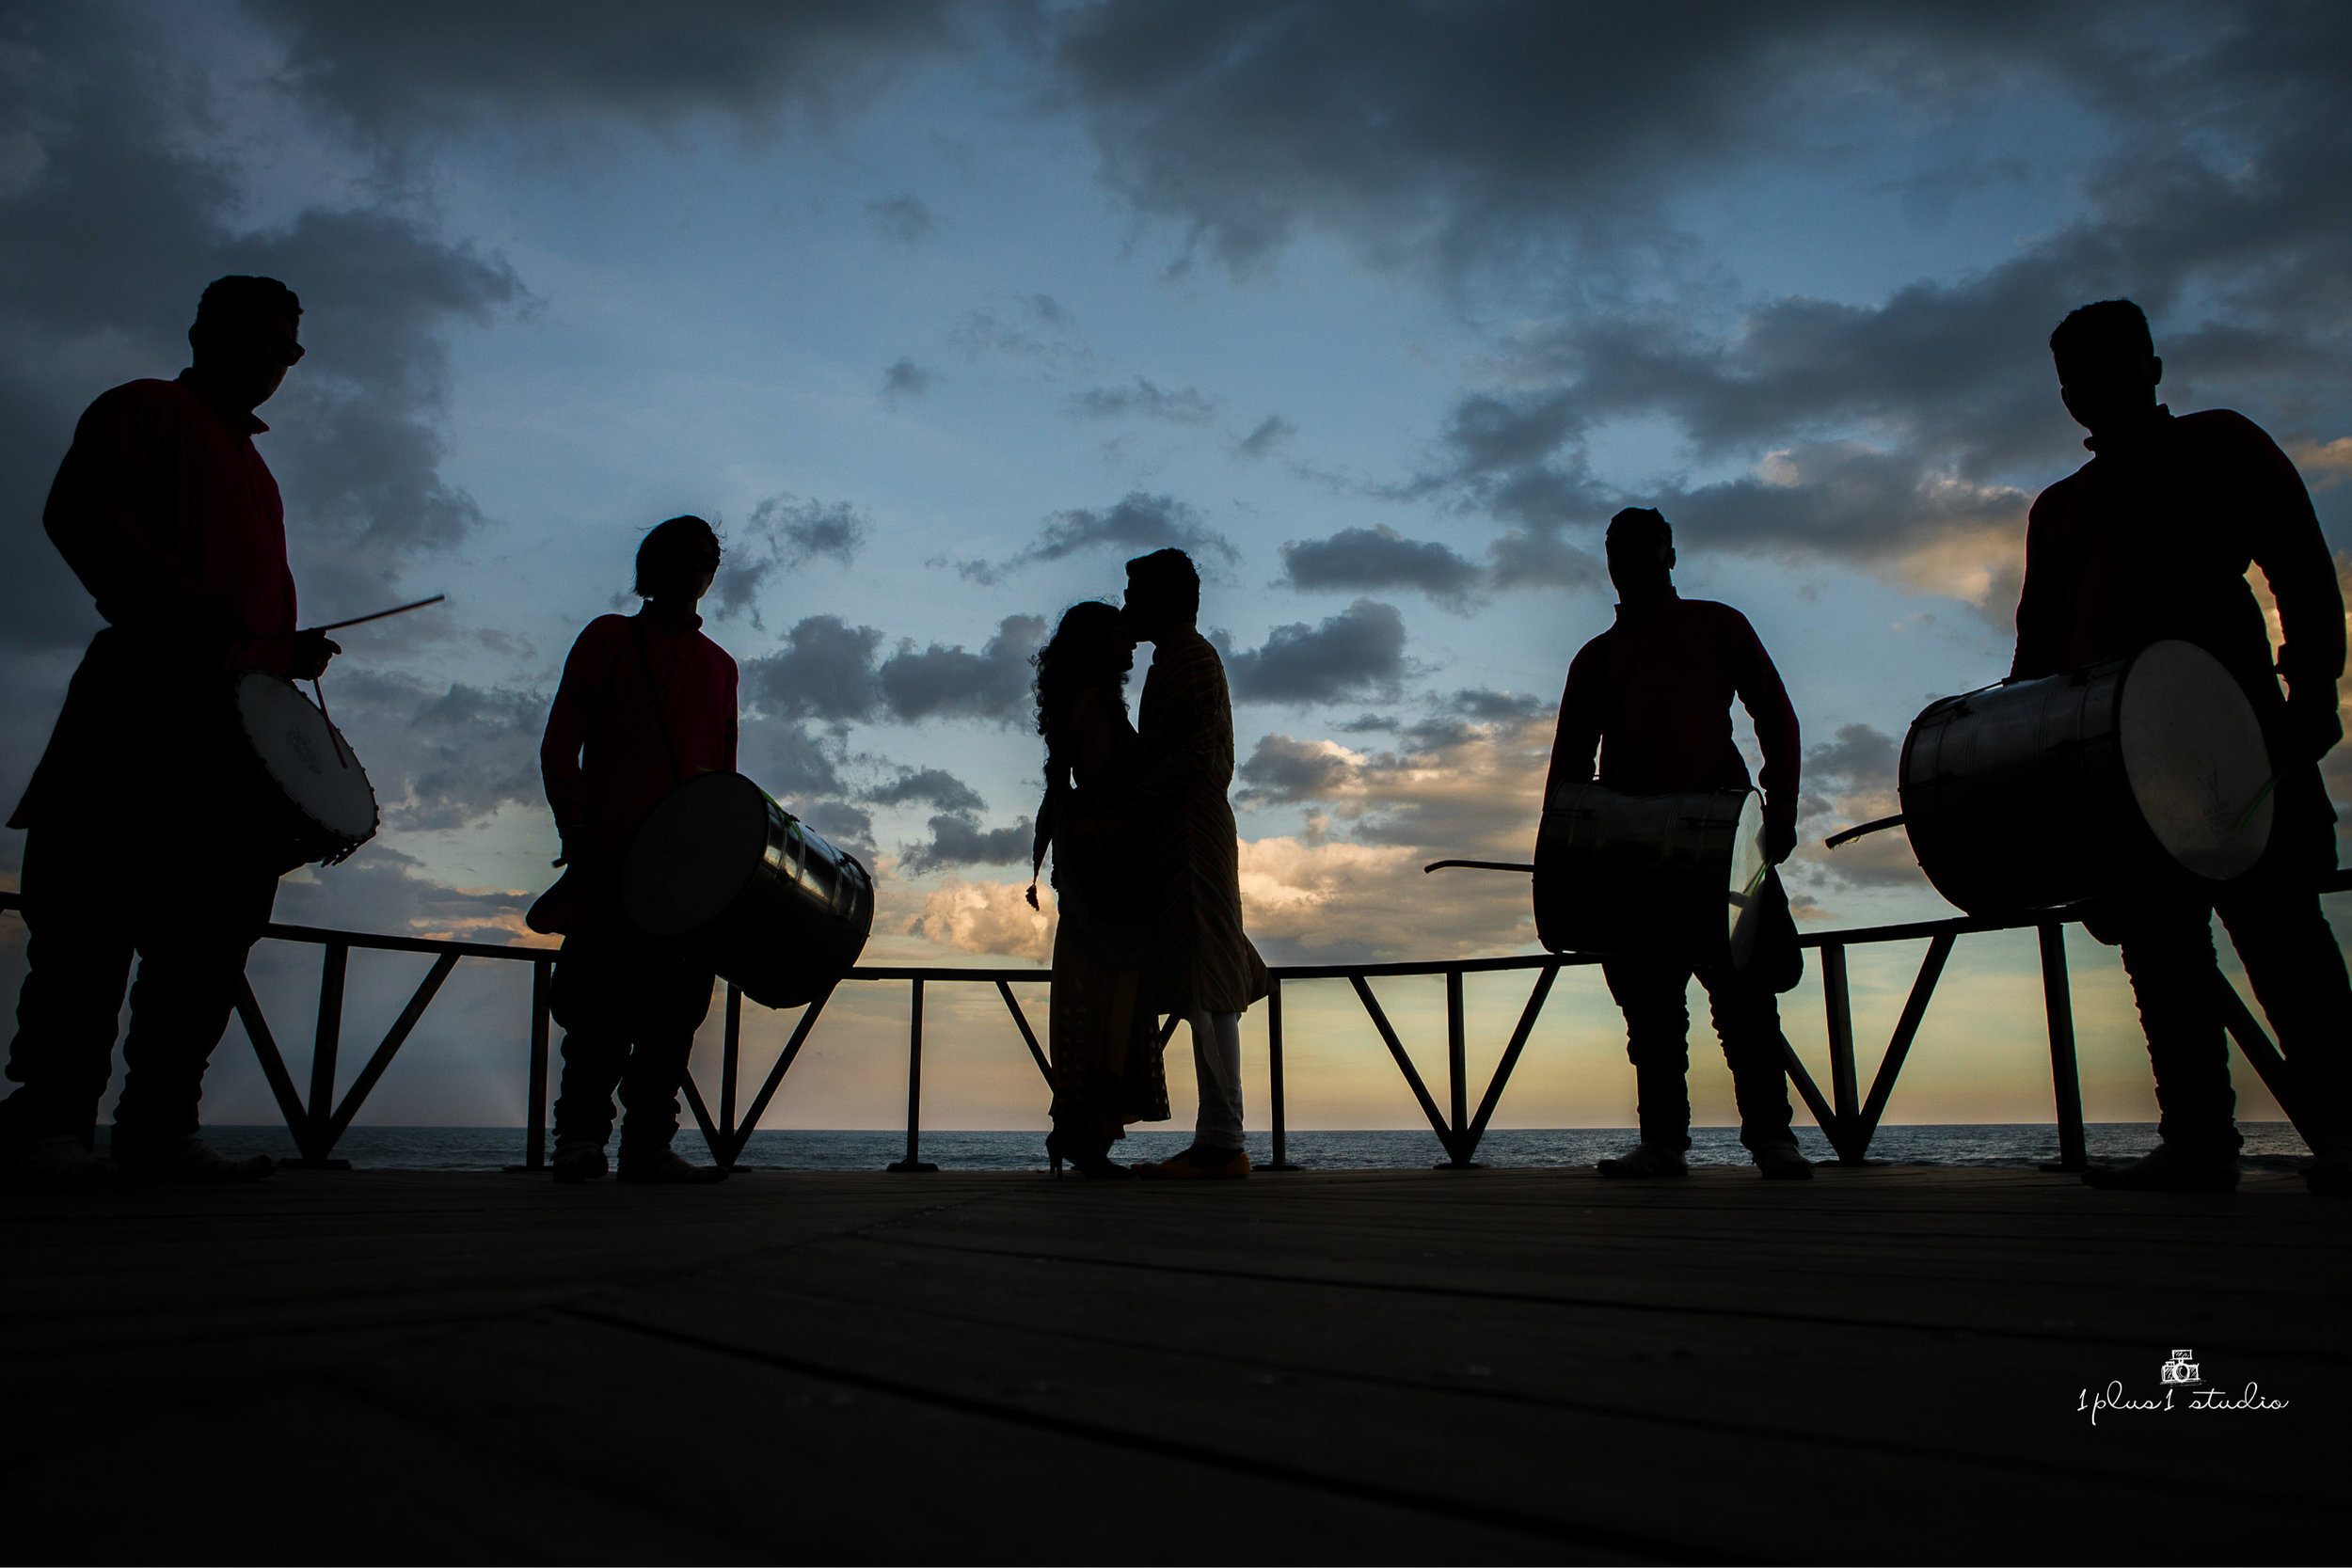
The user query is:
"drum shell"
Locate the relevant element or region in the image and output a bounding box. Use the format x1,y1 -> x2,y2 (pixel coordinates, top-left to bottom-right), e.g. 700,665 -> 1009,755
1534,783 -> 1753,967
1898,644 -> 2268,915
624,774 -> 874,1010
222,674 -> 380,875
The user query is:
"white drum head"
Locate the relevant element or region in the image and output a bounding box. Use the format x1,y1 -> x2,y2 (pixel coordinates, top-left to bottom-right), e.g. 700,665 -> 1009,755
2119,640 -> 2274,880
625,772 -> 769,937
236,674 -> 378,840
1724,789 -> 1767,966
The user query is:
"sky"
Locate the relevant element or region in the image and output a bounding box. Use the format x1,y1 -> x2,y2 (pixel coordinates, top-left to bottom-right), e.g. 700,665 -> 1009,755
4,0 -> 2349,1136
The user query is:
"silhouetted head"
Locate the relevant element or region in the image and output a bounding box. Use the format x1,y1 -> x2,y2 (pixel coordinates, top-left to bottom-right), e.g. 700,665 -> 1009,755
636,515 -> 723,610
1605,507 -> 1676,601
1123,547 -> 1200,641
1033,600 -> 1136,754
189,276 -> 303,413
2049,299 -> 2162,438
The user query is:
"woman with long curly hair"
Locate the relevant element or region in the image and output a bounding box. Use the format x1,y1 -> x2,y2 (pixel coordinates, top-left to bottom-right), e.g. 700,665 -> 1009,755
1026,600 -> 1168,1176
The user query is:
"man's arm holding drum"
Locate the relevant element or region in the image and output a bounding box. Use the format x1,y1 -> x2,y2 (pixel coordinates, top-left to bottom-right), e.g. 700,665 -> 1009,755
1731,615 -> 1802,865
2238,420 -> 2345,763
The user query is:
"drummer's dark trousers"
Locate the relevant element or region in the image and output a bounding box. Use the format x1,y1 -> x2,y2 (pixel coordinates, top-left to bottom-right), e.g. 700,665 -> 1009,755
549,924 -> 715,1153
1603,958 -> 1798,1151
0,823 -> 278,1149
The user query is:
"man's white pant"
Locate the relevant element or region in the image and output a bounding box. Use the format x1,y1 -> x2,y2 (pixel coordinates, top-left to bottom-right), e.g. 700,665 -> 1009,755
1184,1008 -> 1245,1151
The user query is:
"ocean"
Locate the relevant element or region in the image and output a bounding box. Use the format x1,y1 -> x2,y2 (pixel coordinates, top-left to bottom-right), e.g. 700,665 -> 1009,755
195,1122 -> 2319,1173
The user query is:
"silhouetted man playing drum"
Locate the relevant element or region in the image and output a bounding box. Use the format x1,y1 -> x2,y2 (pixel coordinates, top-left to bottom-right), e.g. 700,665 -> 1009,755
2014,300 -> 2351,1195
1,276 -> 336,1186
536,515 -> 738,1184
1120,548 -> 1270,1180
1549,507 -> 1813,1180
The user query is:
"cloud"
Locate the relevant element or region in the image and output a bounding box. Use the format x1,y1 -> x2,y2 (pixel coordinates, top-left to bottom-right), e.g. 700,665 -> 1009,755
1279,526 -> 1483,612
882,356 -> 935,400
951,292 -> 1087,371
1070,376 -> 1218,425
276,846 -> 542,948
876,613 -> 1046,723
742,615 -> 885,721
1793,722 -> 1925,892
247,0 -> 991,140
709,496 -> 871,626
1235,414 -> 1295,459
866,193 -> 936,245
1226,598 -> 1408,705
904,875 -> 1050,961
326,673 -> 546,832
1003,490 -> 1240,574
866,766 -> 987,816
1236,734 -> 1361,804
899,814 -> 1033,874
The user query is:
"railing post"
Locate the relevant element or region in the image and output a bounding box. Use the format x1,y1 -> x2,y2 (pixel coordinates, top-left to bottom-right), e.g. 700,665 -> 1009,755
887,977 -> 937,1172
1438,968 -> 1483,1169
524,957 -> 551,1171
720,982 -> 742,1164
285,942 -> 352,1168
1822,942 -> 1860,1162
2039,922 -> 2087,1171
1263,977 -> 1300,1171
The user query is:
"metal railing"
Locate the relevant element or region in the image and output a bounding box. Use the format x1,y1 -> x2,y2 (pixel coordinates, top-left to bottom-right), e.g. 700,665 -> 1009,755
1,876 -> 2338,1171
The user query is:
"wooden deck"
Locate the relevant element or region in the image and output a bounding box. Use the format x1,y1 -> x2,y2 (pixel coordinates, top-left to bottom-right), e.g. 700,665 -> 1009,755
3,1163 -> 2344,1564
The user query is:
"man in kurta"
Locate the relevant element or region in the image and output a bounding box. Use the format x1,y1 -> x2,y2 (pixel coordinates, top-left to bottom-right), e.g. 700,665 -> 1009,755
2010,299 -> 2351,1195
1121,548 -> 1269,1180
1549,507 -> 1813,1180
2,276 -> 336,1186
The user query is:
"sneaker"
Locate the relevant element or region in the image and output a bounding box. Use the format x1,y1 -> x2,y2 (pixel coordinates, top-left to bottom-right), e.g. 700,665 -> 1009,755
550,1142 -> 608,1184
1135,1145 -> 1250,1180
113,1134 -> 273,1183
1752,1142 -> 1815,1181
5,1132 -> 118,1189
2081,1142 -> 2238,1193
1597,1142 -> 1688,1179
614,1148 -> 727,1185
2305,1136 -> 2352,1197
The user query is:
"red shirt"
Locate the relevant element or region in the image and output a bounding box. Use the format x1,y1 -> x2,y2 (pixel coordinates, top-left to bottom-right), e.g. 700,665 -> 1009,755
1547,591 -> 1802,831
541,610 -> 739,857
2010,407 -> 2341,707
11,372 -> 300,829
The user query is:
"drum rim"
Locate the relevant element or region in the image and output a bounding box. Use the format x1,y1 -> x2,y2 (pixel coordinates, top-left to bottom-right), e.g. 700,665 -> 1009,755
232,670 -> 381,859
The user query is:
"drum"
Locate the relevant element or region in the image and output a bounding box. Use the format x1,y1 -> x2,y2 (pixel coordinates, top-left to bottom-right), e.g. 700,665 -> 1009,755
1533,782 -> 1768,968
230,673 -> 379,873
622,771 -> 875,1008
1898,639 -> 2273,915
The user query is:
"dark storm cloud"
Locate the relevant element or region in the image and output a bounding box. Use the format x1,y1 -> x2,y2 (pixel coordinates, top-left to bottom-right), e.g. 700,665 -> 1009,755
1226,597 -> 1408,705
326,673 -> 547,832
1070,377 -> 1218,425
877,613 -> 1046,723
900,814 -> 1032,872
1446,688 -> 1550,723
1009,491 -> 1239,571
1235,414 -> 1295,460
1235,734 -> 1354,803
739,716 -> 850,801
247,0 -> 997,139
710,496 -> 870,627
1804,722 -> 1899,793
1279,526 -> 1482,612
866,194 -> 937,245
866,767 -> 988,816
0,7 -> 522,655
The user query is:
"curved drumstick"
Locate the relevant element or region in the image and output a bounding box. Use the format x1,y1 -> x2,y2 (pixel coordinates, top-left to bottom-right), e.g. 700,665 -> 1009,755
1823,813 -> 1906,850
1423,859 -> 1535,874
257,594 -> 447,638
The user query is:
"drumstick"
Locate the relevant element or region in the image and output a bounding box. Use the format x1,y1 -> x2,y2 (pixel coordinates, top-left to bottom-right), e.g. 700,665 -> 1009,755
256,594 -> 447,638
1423,859 -> 1535,874
1824,813 -> 1906,850
2231,774 -> 2279,833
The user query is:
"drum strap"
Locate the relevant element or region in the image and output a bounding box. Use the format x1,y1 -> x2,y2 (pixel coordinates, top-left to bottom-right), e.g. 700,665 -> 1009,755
630,617 -> 687,788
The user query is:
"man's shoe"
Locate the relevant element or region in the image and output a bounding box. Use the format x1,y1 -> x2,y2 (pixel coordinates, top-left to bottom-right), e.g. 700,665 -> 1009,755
1597,1142 -> 1688,1179
5,1133 -> 118,1189
1136,1145 -> 1249,1180
2304,1136 -> 2352,1197
615,1148 -> 728,1184
114,1134 -> 273,1183
2081,1142 -> 2238,1193
550,1142 -> 608,1184
1752,1142 -> 1815,1180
